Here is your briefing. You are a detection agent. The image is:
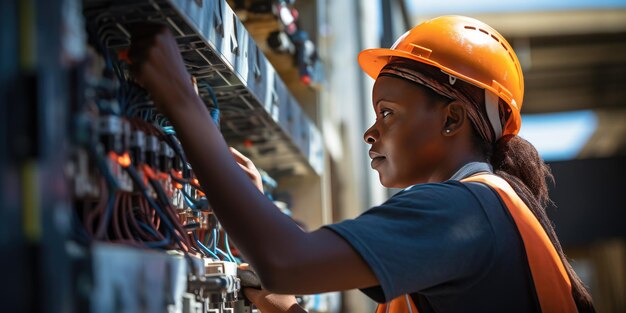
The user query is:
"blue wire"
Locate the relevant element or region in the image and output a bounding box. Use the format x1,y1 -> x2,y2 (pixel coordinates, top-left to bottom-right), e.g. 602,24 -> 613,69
210,108 -> 220,128
201,84 -> 219,109
212,228 -> 219,254
204,228 -> 213,248
183,193 -> 197,210
139,222 -> 171,248
215,247 -> 234,262
199,84 -> 220,128
209,228 -> 233,262
224,233 -> 238,264
148,234 -> 170,248
137,221 -> 161,238
95,152 -> 119,190
162,126 -> 176,135
178,187 -> 209,212
193,232 -> 219,259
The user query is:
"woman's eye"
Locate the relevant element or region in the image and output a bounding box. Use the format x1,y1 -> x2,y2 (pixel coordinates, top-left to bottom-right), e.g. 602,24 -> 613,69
380,110 -> 392,118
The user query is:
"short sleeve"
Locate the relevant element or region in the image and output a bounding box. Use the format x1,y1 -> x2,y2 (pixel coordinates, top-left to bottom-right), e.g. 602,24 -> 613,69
323,181 -> 496,303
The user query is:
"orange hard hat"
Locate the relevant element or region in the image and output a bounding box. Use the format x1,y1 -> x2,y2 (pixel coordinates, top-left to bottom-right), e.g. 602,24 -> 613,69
358,15 -> 523,136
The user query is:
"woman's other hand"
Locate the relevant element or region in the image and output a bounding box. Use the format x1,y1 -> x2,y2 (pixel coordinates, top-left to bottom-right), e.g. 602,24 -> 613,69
230,147 -> 263,193
243,288 -> 306,313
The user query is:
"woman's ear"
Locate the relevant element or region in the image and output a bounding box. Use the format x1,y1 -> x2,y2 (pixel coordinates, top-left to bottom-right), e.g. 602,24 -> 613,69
442,100 -> 467,136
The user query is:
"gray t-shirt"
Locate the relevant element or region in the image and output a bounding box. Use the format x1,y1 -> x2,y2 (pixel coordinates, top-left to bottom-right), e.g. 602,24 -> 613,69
324,168 -> 541,312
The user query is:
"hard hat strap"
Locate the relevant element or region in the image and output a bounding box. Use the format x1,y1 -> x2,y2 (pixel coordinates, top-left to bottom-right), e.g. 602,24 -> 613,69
485,90 -> 503,140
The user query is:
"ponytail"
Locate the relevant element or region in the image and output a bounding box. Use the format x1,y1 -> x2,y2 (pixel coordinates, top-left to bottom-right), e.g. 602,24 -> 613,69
486,134 -> 595,313
491,135 -> 553,207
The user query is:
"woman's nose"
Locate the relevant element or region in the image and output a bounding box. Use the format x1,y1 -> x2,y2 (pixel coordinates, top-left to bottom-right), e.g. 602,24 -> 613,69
363,124 -> 379,144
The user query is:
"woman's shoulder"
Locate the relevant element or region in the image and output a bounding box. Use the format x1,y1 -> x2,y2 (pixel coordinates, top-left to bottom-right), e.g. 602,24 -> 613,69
372,180 -> 507,228
390,180 -> 488,207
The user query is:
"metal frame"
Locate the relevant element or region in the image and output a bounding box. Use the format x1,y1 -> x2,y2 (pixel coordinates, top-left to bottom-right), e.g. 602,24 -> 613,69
84,0 -> 324,176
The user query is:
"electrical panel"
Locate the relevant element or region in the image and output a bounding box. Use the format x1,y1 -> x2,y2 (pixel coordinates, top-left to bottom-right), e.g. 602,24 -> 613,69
57,0 -> 326,312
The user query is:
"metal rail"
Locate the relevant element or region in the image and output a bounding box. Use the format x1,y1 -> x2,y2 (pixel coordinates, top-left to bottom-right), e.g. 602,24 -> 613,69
84,0 -> 324,176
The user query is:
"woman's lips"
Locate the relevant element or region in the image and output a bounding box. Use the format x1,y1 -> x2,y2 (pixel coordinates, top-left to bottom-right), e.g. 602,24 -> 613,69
369,150 -> 386,169
370,156 -> 386,169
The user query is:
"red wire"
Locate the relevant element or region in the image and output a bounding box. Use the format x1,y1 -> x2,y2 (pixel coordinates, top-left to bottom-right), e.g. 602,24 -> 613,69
112,192 -> 124,240
126,197 -> 150,241
86,178 -> 108,236
95,190 -> 117,240
120,193 -> 136,243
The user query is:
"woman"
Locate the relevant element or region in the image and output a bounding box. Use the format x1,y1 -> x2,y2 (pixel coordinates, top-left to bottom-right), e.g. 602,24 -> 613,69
129,16 -> 594,312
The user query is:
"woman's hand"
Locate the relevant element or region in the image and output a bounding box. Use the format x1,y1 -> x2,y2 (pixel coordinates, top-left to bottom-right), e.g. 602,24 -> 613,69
230,147 -> 263,193
128,23 -> 197,116
243,288 -> 306,313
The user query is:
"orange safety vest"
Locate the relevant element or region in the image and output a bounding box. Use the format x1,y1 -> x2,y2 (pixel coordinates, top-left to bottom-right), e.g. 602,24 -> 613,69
376,174 -> 577,313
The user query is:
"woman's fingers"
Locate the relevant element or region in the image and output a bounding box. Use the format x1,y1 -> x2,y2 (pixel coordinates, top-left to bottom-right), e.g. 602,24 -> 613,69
243,287 -> 263,302
242,288 -> 304,313
238,163 -> 257,180
230,147 -> 253,167
230,147 -> 263,192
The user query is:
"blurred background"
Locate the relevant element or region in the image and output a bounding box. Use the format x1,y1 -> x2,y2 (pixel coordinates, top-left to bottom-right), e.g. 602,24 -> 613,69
298,0 -> 626,310
1,0 -> 625,312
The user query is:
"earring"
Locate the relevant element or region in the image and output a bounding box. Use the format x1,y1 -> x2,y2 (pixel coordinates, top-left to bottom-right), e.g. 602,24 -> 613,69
445,129 -> 451,134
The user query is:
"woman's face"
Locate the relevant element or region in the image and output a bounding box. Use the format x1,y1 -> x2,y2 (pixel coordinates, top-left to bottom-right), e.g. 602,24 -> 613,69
364,75 -> 448,188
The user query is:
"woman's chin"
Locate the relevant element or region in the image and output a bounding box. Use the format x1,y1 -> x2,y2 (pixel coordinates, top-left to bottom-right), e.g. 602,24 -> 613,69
378,172 -> 398,188
377,172 -> 389,187
378,172 -> 415,189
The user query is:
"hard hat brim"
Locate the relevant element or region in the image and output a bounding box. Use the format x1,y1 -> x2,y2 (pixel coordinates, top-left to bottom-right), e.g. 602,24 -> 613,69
359,48 -> 485,92
358,48 -> 429,80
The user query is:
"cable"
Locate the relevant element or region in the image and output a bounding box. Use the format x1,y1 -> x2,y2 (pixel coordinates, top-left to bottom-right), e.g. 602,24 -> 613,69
204,227 -> 215,250
126,164 -> 198,273
119,193 -> 136,242
178,187 -> 209,212
213,228 -> 219,254
148,175 -> 196,252
210,228 -> 234,262
162,126 -> 176,135
72,203 -> 92,244
127,200 -> 161,242
198,83 -> 220,128
112,192 -> 126,241
183,194 -> 197,210
82,18 -> 204,275
193,231 -> 219,259
224,233 -> 238,264
199,83 -> 219,109
85,178 -> 108,237
126,165 -> 188,251
170,173 -> 203,191
139,222 -> 171,248
215,247 -> 234,263
95,189 -> 116,239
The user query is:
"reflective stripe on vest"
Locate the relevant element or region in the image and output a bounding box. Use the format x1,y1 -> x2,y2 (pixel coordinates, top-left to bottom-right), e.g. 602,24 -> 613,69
375,174 -> 577,313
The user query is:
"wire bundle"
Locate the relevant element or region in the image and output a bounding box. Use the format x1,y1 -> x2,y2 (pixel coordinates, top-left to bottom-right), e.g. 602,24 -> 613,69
72,17 -> 239,265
